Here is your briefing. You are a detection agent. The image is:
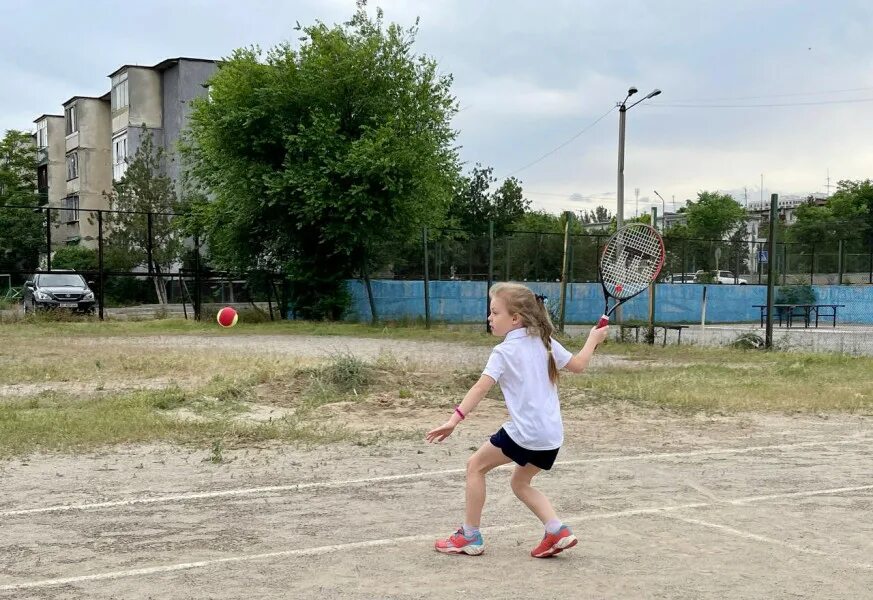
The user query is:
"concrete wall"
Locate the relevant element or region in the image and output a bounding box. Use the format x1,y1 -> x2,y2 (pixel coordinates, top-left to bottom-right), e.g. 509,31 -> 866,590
161,60 -> 217,186
69,98 -> 111,246
128,68 -> 162,130
44,117 -> 66,206
342,281 -> 873,325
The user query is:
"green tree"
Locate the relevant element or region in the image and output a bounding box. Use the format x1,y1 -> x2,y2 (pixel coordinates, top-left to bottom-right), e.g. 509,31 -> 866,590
101,129 -> 184,304
184,3 -> 460,319
578,205 -> 612,224
829,180 -> 873,249
681,191 -> 747,272
685,191 -> 746,240
0,130 -> 43,279
447,164 -> 530,236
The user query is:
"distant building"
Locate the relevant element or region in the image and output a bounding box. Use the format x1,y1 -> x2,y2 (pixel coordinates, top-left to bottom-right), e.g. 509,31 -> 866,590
33,57 -> 217,249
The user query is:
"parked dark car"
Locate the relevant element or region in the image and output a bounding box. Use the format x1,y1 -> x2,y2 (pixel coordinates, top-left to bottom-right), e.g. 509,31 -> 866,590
22,272 -> 96,314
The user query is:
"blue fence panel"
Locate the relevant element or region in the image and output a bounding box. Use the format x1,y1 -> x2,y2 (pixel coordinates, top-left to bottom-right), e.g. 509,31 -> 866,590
341,280 -> 871,324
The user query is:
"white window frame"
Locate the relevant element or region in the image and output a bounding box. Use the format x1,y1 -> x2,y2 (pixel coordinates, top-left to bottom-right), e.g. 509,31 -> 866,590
62,195 -> 80,223
66,152 -> 79,181
36,120 -> 48,148
111,72 -> 129,110
65,105 -> 77,135
112,134 -> 128,180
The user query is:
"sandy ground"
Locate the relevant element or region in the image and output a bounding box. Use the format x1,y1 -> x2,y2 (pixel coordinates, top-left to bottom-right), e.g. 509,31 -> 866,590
1,335 -> 872,599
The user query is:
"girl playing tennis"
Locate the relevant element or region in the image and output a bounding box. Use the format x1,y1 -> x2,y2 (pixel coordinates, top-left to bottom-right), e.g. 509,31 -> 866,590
426,282 -> 609,558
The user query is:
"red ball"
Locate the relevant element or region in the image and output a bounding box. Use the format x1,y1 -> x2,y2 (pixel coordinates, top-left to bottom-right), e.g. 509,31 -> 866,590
216,307 -> 238,328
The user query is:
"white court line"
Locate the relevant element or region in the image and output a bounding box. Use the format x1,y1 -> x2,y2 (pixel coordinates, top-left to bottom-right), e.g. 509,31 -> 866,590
1,437 -> 867,518
664,515 -> 873,571
2,483 -> 871,592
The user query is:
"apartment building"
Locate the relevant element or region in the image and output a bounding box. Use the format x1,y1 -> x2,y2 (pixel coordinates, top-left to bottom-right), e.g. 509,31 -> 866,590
58,95 -> 111,244
34,114 -> 65,208
34,57 -> 217,249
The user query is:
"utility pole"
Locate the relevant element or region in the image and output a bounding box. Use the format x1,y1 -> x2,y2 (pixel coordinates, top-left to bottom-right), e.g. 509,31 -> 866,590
760,174 -> 764,208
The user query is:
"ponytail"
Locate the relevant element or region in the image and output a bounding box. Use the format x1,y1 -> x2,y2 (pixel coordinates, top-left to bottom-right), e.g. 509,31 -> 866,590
534,295 -> 559,384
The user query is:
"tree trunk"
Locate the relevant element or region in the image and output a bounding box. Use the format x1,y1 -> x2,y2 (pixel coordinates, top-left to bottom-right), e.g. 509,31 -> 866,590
152,264 -> 168,305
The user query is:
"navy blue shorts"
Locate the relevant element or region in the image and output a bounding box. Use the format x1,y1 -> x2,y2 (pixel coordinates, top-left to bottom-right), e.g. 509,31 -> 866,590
489,428 -> 560,470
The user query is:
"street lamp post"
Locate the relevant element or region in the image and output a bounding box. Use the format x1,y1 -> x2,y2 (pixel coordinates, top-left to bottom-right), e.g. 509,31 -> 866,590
616,87 -> 661,229
653,190 -> 667,231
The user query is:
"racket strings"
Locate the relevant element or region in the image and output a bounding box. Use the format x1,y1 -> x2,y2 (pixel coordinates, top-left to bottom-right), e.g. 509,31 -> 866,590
601,225 -> 663,298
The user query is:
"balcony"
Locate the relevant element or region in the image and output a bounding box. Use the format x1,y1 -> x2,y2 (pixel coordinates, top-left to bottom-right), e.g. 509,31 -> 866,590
37,146 -> 49,165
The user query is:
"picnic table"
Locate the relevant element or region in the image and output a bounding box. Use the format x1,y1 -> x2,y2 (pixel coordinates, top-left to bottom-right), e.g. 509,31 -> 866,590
753,304 -> 846,328
619,323 -> 689,346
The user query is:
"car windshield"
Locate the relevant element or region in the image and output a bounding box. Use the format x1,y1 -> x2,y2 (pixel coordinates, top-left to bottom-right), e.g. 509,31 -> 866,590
39,274 -> 86,287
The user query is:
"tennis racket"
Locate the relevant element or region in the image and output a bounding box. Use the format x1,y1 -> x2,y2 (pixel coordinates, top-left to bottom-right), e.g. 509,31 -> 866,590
596,223 -> 665,328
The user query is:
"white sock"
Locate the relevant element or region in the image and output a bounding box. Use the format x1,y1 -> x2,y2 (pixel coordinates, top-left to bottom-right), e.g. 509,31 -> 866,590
462,524 -> 480,537
545,518 -> 562,534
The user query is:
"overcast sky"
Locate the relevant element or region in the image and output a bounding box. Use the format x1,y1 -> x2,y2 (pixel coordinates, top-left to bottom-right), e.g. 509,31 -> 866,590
3,0 -> 872,217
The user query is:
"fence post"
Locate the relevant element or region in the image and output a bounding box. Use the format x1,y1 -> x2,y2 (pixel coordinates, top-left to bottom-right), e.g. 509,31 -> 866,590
782,243 -> 789,285
486,221 -> 494,334
422,227 -> 431,329
147,212 -> 154,276
97,210 -> 104,321
193,232 -> 202,321
868,240 -> 873,284
682,239 -> 688,282
558,213 -> 572,333
594,235 -> 602,282
765,194 -> 778,349
838,239 -> 844,285
647,207 -> 658,343
757,241 -> 762,285
810,243 -> 815,285
45,207 -> 52,271
505,237 -> 510,281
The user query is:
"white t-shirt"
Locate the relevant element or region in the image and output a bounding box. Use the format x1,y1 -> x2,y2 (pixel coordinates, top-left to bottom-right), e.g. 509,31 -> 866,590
482,328 -> 573,450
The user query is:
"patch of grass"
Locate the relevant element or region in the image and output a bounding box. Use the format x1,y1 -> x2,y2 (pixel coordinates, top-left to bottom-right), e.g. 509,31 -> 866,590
0,318 -> 501,345
0,383 -> 354,458
564,350 -> 873,413
208,439 -> 224,464
322,352 -> 371,391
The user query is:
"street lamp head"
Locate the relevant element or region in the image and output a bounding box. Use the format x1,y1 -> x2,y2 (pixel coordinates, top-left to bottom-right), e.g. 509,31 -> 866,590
627,86 -> 638,96
646,89 -> 662,99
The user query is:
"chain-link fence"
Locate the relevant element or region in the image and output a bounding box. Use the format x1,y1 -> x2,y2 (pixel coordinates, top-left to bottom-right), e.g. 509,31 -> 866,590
1,205 -> 287,321
3,204 -> 873,355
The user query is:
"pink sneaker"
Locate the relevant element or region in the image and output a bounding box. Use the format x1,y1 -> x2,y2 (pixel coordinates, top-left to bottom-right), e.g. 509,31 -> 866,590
434,527 -> 485,555
531,525 -> 577,558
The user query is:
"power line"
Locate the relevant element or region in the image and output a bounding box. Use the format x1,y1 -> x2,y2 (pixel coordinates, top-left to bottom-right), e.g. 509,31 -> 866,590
647,97 -> 873,108
500,106 -> 616,179
667,86 -> 873,102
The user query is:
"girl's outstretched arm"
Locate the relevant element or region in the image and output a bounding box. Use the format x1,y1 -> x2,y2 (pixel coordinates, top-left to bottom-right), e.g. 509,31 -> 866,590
564,325 -> 609,374
425,375 -> 495,443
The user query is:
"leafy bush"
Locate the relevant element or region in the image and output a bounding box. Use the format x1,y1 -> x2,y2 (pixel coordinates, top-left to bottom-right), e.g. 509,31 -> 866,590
775,284 -> 816,305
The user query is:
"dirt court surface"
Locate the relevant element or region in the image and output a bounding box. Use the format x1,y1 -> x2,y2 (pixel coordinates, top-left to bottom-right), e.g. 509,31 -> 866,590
1,335 -> 872,599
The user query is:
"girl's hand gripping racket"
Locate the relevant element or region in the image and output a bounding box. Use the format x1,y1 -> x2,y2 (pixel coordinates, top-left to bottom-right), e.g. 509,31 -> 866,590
597,223 -> 665,328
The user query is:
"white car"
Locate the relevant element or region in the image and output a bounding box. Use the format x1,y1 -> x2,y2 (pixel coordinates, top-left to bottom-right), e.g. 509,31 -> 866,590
696,270 -> 747,285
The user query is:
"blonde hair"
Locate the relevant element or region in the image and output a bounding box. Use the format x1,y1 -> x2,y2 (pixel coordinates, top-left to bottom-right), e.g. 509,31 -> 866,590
489,282 -> 559,384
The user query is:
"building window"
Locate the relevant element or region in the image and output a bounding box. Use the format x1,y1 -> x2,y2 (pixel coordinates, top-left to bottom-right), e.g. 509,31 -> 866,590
66,152 -> 79,180
62,195 -> 80,223
36,120 -> 48,147
111,72 -> 129,110
112,134 -> 128,180
65,105 -> 77,135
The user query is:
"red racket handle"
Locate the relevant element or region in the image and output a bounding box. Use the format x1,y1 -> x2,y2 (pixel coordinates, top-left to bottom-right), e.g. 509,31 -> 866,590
596,315 -> 610,329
